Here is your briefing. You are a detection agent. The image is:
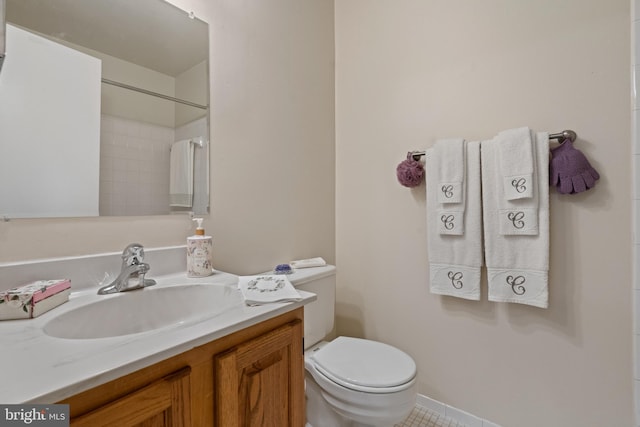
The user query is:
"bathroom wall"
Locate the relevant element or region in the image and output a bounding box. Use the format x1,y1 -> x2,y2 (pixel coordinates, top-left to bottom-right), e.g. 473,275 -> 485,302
173,0 -> 336,273
335,1 -> 632,427
632,0 -> 640,422
0,0 -> 336,276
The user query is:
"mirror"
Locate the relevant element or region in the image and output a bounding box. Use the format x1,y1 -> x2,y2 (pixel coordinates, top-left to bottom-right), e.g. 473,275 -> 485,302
0,0 -> 5,72
0,0 -> 209,218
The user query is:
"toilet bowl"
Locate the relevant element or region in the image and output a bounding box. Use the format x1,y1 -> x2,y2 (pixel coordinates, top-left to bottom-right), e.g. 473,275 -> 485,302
304,338 -> 417,427
287,265 -> 418,427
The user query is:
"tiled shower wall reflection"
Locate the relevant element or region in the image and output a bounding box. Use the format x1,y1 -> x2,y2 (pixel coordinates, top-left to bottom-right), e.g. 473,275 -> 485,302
99,115 -> 173,216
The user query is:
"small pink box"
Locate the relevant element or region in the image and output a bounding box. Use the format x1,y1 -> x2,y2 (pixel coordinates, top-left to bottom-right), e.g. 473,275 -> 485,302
0,279 -> 71,320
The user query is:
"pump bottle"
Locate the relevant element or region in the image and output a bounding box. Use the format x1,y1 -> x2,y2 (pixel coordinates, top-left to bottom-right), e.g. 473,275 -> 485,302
187,218 -> 213,277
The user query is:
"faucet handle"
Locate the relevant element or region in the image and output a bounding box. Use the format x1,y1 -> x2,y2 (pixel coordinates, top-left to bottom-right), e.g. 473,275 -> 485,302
121,243 -> 145,266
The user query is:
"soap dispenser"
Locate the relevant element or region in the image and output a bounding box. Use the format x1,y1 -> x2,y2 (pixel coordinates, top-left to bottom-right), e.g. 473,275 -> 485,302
187,218 -> 213,277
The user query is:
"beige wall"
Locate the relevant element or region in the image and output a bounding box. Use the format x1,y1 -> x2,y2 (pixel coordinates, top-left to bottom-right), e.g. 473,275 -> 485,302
0,0 -> 336,277
335,1 -> 632,426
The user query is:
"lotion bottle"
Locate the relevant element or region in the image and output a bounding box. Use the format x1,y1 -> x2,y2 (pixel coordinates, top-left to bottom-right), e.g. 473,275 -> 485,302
187,218 -> 213,277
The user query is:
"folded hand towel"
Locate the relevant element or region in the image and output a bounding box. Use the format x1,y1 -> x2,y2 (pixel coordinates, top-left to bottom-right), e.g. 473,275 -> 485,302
290,257 -> 327,269
497,127 -> 534,200
169,139 -> 195,207
434,138 -> 465,205
237,275 -> 302,306
432,139 -> 467,235
481,131 -> 550,308
495,128 -> 539,236
426,141 -> 483,300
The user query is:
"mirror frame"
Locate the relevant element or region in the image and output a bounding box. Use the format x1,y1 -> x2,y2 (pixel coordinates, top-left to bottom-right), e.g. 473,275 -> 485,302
0,0 -> 5,73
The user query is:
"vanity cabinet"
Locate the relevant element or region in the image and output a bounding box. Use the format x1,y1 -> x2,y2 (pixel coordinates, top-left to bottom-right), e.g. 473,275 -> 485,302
70,367 -> 191,427
59,308 -> 304,427
214,318 -> 304,426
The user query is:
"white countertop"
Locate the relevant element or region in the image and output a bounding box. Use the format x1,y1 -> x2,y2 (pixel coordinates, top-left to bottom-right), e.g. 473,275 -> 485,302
0,270 -> 315,404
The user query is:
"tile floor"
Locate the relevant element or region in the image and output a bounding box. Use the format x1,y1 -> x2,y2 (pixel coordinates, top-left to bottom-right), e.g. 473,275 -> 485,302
395,405 -> 467,427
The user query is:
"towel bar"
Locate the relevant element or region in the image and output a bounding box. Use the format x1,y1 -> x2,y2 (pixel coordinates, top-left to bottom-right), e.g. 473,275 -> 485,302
409,129 -> 576,161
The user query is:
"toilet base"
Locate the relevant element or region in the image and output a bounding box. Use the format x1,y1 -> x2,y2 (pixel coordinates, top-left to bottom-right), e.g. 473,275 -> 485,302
305,371 -> 414,427
306,371 -> 347,426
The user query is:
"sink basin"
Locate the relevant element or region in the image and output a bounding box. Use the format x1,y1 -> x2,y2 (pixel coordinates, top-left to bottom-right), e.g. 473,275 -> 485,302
43,284 -> 241,339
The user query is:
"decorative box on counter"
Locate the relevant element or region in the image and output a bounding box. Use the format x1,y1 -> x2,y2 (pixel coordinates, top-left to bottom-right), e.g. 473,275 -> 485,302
0,279 -> 71,320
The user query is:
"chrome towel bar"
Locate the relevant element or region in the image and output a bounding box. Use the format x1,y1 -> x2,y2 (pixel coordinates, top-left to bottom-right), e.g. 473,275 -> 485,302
410,129 -> 576,161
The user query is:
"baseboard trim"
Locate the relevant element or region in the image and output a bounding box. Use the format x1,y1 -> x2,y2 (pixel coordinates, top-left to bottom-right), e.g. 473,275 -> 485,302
416,394 -> 502,427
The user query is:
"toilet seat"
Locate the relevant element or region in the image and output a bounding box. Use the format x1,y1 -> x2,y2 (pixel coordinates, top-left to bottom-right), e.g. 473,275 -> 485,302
311,337 -> 416,394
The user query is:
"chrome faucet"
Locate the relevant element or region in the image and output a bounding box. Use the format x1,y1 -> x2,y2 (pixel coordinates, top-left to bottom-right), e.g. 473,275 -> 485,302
98,243 -> 157,294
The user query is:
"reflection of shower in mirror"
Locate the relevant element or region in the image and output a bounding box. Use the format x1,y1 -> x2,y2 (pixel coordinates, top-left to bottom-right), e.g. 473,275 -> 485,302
0,0 -> 210,219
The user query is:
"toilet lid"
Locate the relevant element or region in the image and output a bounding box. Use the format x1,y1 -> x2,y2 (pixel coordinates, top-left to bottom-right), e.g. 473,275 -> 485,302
312,337 -> 416,389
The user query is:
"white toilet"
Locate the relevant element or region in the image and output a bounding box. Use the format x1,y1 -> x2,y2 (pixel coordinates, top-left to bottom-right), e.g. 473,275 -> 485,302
289,265 -> 417,427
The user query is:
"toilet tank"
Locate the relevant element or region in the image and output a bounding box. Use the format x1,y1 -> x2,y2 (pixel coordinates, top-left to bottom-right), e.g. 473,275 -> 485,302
288,265 -> 336,349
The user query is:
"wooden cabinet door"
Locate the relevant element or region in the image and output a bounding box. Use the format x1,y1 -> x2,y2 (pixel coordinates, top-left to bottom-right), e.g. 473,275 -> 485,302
214,320 -> 304,427
71,367 -> 191,427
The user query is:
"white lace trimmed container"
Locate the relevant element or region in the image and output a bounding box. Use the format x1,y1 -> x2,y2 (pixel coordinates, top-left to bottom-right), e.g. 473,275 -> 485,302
0,279 -> 71,320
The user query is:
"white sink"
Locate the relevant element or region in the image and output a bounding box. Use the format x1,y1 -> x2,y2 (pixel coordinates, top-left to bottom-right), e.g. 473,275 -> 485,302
43,284 -> 241,339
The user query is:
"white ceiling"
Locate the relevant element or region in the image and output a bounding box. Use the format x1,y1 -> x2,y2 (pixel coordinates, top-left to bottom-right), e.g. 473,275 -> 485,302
6,0 -> 208,77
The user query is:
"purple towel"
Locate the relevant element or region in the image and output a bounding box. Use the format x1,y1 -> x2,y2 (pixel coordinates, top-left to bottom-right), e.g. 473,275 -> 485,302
549,140 -> 600,194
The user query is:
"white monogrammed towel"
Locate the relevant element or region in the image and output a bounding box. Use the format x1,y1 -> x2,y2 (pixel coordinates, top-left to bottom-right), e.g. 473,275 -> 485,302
496,127 -> 534,201
434,138 -> 465,205
481,131 -> 550,308
169,139 -> 195,207
432,139 -> 467,236
237,275 -> 302,306
426,141 -> 483,300
496,128 -> 540,236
